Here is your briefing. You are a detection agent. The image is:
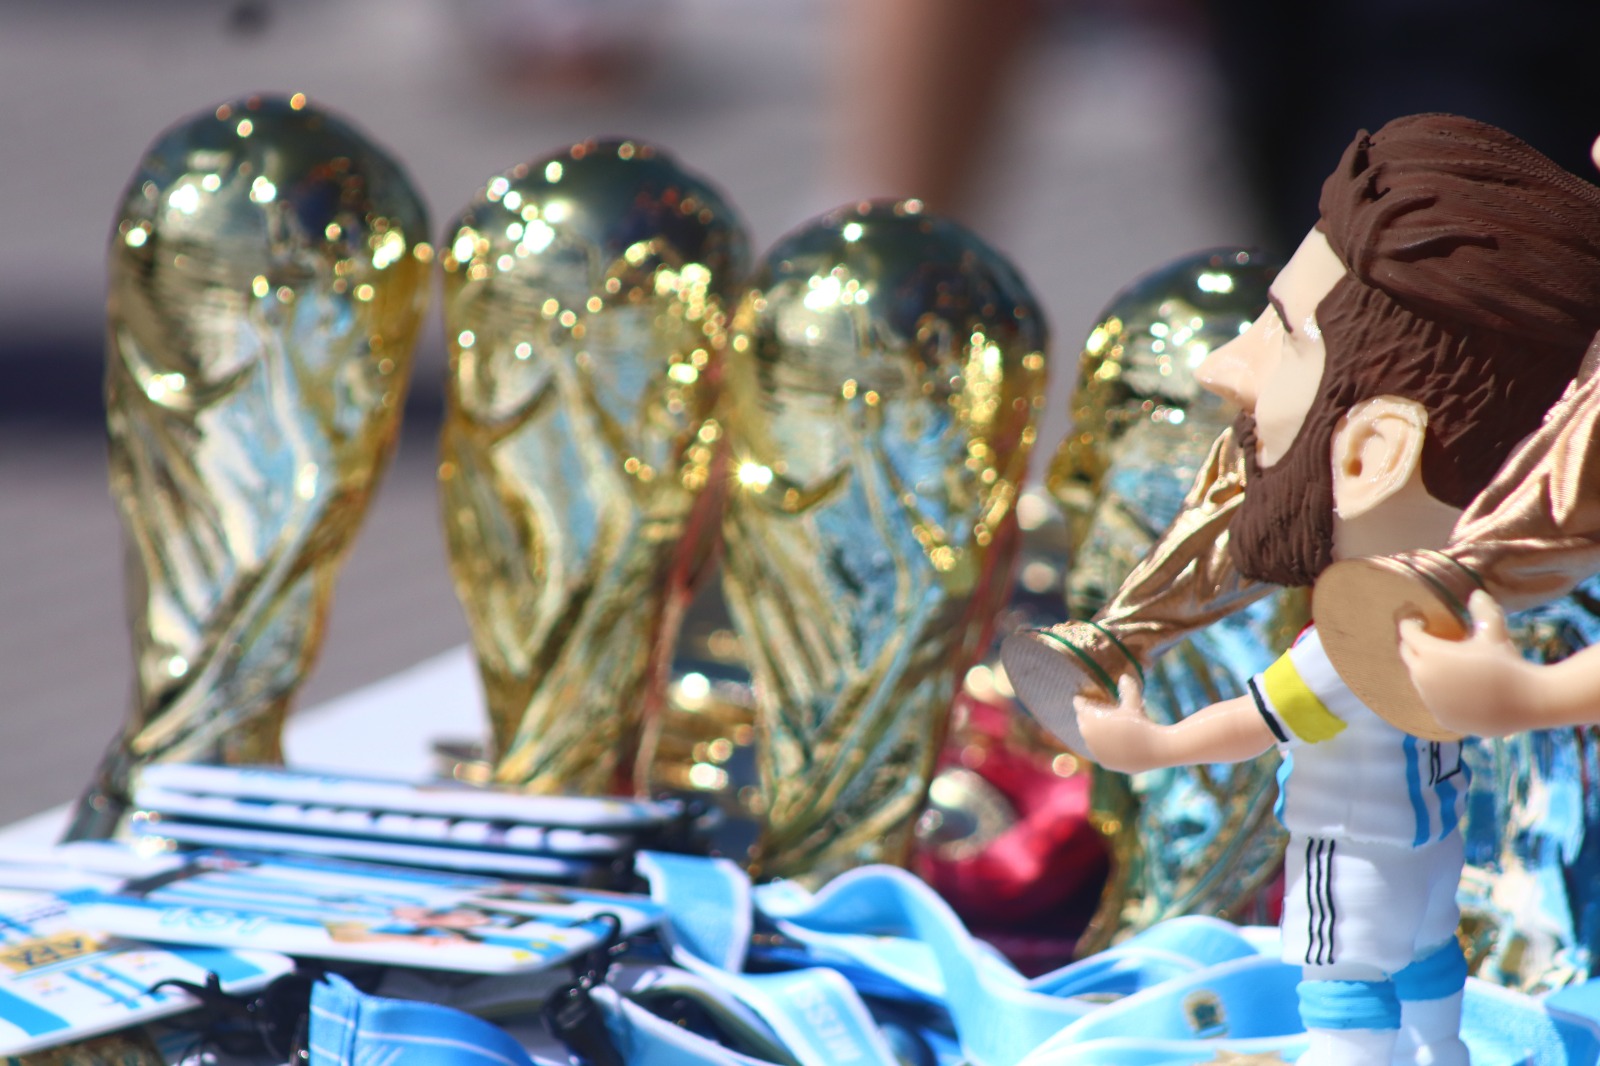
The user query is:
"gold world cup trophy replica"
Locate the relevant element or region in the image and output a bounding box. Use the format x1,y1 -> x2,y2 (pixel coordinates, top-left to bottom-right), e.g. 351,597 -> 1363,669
721,200 -> 1047,882
438,139 -> 749,794
66,95 -> 431,841
1046,249 -> 1302,953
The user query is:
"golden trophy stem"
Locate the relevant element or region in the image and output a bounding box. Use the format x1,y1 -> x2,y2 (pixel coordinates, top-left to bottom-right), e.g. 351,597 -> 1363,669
1001,427 -> 1273,751
630,439 -> 731,798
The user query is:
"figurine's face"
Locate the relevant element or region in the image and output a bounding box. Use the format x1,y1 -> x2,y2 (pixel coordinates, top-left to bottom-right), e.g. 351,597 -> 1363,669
1196,229 -> 1345,466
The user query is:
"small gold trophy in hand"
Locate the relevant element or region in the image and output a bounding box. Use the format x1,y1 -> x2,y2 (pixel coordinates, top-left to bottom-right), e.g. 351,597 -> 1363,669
1001,423 -> 1274,753
722,201 -> 1047,881
439,140 -> 748,794
1036,249 -> 1300,951
1310,114 -> 1600,741
1315,345 -> 1600,738
67,95 -> 430,840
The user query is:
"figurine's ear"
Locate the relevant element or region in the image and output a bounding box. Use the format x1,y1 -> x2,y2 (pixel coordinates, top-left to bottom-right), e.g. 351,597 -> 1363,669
1329,396 -> 1428,520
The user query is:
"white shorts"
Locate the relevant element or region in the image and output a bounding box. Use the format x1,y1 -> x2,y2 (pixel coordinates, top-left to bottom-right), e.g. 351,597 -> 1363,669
1280,832 -> 1463,977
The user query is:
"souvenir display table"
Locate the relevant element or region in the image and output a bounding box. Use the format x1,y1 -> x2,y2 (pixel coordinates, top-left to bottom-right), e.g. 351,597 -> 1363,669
12,94 -> 1600,1065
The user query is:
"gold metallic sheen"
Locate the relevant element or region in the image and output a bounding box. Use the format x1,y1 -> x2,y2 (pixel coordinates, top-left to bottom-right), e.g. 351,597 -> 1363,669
440,139 -> 749,794
65,96 -> 429,840
1312,553 -> 1471,739
1004,428 -> 1275,743
1316,355 -> 1600,734
1005,250 -> 1300,952
722,202 -> 1046,882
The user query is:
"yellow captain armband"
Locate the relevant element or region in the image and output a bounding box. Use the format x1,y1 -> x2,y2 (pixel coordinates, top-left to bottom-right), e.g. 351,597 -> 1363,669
1261,653 -> 1346,743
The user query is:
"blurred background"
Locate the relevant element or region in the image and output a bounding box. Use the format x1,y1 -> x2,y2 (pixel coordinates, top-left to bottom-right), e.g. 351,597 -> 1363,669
3,0 -> 1595,825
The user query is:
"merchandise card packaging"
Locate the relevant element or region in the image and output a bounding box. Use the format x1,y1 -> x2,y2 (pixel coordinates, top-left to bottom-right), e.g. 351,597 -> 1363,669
126,815 -> 606,882
67,849 -> 666,975
0,842 -> 187,897
134,764 -> 682,832
128,765 -> 694,881
0,842 -> 193,920
0,893 -> 292,1056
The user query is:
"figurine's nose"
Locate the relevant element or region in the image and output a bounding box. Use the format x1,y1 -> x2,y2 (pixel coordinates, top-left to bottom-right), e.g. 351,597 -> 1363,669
1195,325 -> 1262,413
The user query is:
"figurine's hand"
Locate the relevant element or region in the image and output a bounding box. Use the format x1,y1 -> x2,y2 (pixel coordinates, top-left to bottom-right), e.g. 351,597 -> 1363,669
1398,590 -> 1536,737
1075,674 -> 1161,774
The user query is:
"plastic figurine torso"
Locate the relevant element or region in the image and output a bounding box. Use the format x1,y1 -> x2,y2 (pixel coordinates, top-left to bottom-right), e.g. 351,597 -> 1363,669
1255,628 -> 1467,848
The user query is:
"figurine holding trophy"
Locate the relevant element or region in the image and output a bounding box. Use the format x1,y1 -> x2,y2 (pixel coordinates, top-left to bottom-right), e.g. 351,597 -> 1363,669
1003,115 -> 1600,1065
1324,335 -> 1600,736
1044,248 -> 1300,953
67,96 -> 431,840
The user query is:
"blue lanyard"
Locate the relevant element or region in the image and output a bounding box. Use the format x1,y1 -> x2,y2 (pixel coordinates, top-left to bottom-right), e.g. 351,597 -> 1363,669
309,973 -> 559,1066
638,853 -> 1275,1066
303,852 -> 1600,1065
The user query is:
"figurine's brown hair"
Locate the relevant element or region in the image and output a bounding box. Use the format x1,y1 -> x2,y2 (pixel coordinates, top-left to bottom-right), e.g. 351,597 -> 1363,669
1233,114 -> 1600,586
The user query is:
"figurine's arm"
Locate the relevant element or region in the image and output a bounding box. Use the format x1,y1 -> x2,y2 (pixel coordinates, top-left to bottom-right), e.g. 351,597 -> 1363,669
1400,589 -> 1600,736
1076,677 -> 1277,775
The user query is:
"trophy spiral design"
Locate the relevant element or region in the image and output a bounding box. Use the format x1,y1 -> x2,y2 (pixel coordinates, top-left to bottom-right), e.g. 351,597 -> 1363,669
439,139 -> 748,794
66,95 -> 430,840
721,200 -> 1047,881
1032,249 -> 1301,950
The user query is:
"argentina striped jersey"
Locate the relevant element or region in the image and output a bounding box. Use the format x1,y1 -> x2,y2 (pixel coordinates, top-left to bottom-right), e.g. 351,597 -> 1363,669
1246,626 -> 1467,848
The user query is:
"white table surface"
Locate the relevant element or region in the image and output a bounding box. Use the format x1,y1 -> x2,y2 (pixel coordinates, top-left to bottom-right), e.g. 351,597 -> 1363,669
0,646 -> 488,849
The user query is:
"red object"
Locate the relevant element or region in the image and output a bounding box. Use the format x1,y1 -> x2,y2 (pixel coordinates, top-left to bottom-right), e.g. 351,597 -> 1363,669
914,693 -> 1109,942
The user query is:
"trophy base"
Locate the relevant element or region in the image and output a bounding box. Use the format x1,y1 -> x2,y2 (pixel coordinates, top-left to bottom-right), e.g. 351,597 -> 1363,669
999,621 -> 1139,756
1312,550 -> 1479,742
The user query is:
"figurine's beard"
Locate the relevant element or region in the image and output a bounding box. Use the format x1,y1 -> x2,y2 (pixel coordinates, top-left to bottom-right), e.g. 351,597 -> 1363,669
1228,410 -> 1337,588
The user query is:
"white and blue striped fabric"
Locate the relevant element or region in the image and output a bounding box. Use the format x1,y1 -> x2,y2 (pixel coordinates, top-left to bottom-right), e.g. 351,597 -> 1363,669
1253,628 -> 1467,848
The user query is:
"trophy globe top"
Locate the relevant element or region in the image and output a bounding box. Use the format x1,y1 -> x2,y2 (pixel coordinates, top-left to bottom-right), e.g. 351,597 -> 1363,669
724,200 -> 1047,579
110,93 -> 429,402
441,138 -> 749,429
